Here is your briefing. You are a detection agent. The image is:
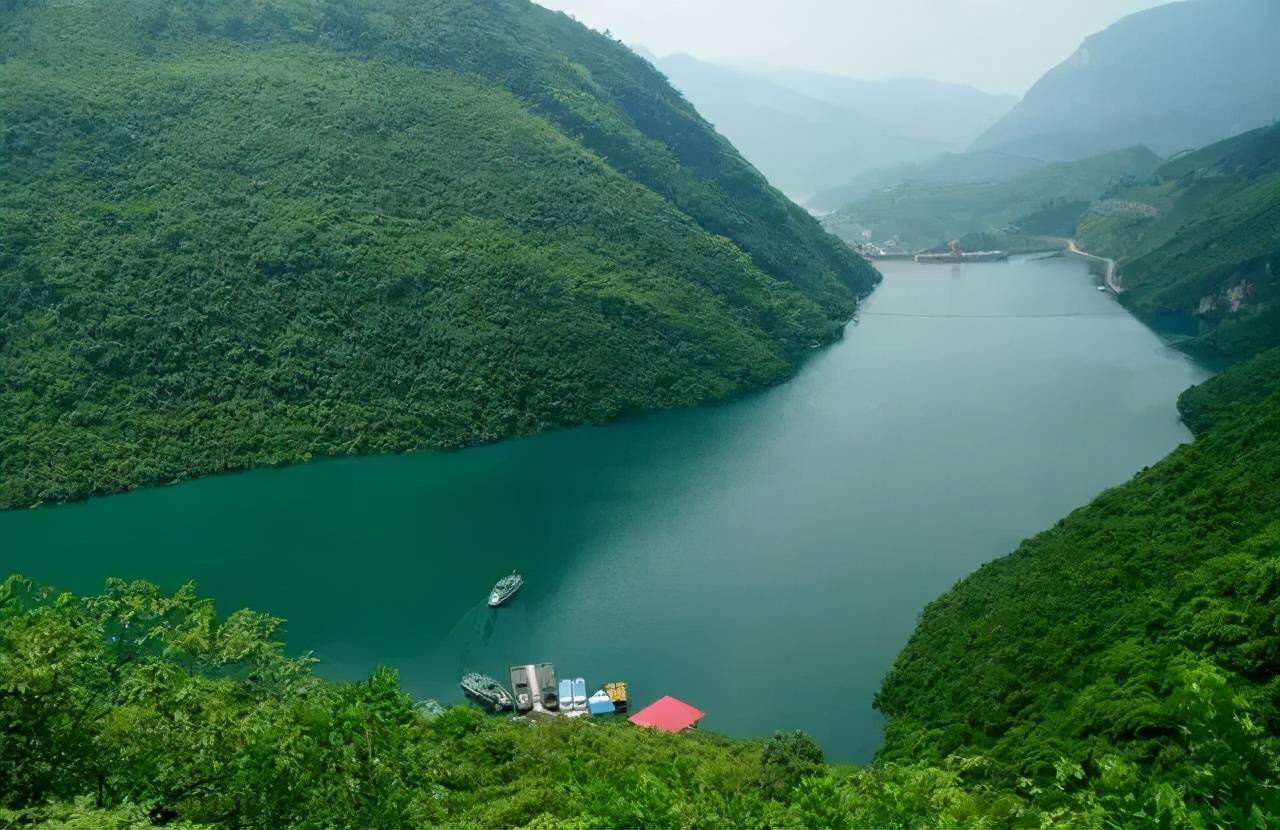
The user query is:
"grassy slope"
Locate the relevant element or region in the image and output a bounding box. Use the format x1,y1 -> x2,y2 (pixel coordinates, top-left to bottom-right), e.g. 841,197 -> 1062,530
875,349 -> 1280,824
0,0 -> 877,509
1077,124 -> 1280,363
822,146 -> 1160,251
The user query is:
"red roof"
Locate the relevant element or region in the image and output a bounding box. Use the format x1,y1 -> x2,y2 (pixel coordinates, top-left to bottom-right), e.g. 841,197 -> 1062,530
628,695 -> 705,732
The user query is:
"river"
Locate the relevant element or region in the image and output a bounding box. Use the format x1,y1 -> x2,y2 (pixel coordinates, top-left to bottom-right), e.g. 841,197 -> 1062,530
1,256 -> 1209,761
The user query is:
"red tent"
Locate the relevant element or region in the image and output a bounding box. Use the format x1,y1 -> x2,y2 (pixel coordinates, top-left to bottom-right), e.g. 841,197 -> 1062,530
628,695 -> 705,732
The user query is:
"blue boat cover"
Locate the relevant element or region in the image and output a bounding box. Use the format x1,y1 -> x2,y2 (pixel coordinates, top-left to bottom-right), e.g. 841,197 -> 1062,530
588,690 -> 615,715
558,679 -> 573,707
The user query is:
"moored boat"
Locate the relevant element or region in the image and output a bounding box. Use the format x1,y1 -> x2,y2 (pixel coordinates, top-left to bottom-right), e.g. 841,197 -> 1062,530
488,571 -> 523,607
459,672 -> 514,711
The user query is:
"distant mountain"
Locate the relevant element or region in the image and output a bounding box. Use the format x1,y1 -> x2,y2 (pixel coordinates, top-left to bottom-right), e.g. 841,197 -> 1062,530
655,55 -> 1014,203
822,146 -> 1162,252
1077,124 -> 1280,363
975,0 -> 1280,162
757,69 -> 1017,153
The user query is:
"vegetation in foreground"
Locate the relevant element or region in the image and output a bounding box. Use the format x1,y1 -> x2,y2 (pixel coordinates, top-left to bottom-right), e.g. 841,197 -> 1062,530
6,350 -> 1280,828
0,0 -> 877,510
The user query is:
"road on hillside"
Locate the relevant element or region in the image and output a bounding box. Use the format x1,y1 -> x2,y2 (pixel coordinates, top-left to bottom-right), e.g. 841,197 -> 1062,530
1067,239 -> 1123,293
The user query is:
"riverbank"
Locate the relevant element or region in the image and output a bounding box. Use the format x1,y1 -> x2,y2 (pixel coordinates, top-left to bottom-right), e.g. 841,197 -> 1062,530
2,257 -> 1206,762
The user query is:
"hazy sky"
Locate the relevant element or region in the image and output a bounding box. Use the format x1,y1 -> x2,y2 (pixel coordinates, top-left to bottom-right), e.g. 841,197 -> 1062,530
534,0 -> 1171,95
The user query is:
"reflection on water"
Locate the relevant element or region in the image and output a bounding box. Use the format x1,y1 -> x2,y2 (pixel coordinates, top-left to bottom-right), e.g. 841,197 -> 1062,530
1,256 -> 1210,761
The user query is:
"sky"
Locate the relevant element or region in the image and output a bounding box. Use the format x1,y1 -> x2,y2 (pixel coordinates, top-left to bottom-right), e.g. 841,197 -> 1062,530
533,0 -> 1172,95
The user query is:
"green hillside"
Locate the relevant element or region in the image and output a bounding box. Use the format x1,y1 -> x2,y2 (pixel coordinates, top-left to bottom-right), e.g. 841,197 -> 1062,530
1078,124 -> 1280,363
0,0 -> 877,510
876,347 -> 1280,826
822,146 -> 1160,252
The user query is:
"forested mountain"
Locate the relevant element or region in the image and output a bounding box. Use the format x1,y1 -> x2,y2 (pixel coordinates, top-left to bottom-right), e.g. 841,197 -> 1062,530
654,55 -> 1014,203
974,0 -> 1280,162
822,145 -> 1161,251
1078,124 -> 1280,364
0,0 -> 877,510
6,349 -> 1280,827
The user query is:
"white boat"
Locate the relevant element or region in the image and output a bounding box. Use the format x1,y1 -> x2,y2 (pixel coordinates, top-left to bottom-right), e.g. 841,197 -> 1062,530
488,571 -> 523,607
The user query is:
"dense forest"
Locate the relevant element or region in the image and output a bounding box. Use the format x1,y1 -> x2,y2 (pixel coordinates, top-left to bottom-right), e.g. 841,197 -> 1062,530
1077,124 -> 1280,365
6,346 -> 1279,828
0,0 -> 877,510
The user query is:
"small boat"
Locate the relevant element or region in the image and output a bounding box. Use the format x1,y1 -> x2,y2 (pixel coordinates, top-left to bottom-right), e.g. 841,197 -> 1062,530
460,672 -> 513,712
1097,285 -> 1108,291
588,689 -> 615,715
558,678 -> 573,712
572,677 -> 588,711
604,681 -> 629,713
488,571 -> 523,607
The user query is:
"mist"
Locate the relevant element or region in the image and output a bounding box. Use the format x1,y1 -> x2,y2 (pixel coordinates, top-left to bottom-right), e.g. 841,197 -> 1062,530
536,0 -> 1168,94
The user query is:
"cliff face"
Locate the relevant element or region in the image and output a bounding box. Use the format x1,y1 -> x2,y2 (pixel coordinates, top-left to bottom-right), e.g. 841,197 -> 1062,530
975,0 -> 1280,161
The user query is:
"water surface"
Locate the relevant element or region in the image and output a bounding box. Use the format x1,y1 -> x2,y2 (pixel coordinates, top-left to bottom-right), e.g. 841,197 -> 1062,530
2,257 -> 1209,761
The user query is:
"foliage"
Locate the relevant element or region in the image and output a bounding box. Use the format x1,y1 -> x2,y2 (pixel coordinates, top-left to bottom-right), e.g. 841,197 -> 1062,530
0,0 -> 878,510
876,369 -> 1280,827
0,574 -> 1062,828
1178,347 -> 1280,434
758,730 -> 824,799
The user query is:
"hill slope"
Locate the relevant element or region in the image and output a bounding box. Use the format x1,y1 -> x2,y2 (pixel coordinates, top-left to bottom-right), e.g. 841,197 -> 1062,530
0,0 -> 877,509
1077,124 -> 1280,363
974,0 -> 1280,162
822,145 -> 1161,251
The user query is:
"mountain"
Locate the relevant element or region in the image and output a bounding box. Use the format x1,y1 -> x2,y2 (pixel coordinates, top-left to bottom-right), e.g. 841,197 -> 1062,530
757,69 -> 1017,154
974,0 -> 1280,162
655,55 -> 1014,203
0,0 -> 877,510
1077,123 -> 1280,364
822,145 -> 1162,251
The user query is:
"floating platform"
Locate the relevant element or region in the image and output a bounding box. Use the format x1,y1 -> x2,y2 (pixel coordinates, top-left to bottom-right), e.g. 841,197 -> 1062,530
510,663 -> 558,713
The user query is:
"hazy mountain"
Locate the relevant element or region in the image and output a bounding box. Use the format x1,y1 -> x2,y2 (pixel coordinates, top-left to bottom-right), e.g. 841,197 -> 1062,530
655,54 -> 1015,203
757,68 -> 1017,152
823,145 -> 1162,251
807,149 -> 1046,213
975,0 -> 1280,161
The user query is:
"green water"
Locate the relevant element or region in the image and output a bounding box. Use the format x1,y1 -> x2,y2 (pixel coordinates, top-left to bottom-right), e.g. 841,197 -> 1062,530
1,257 -> 1209,761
